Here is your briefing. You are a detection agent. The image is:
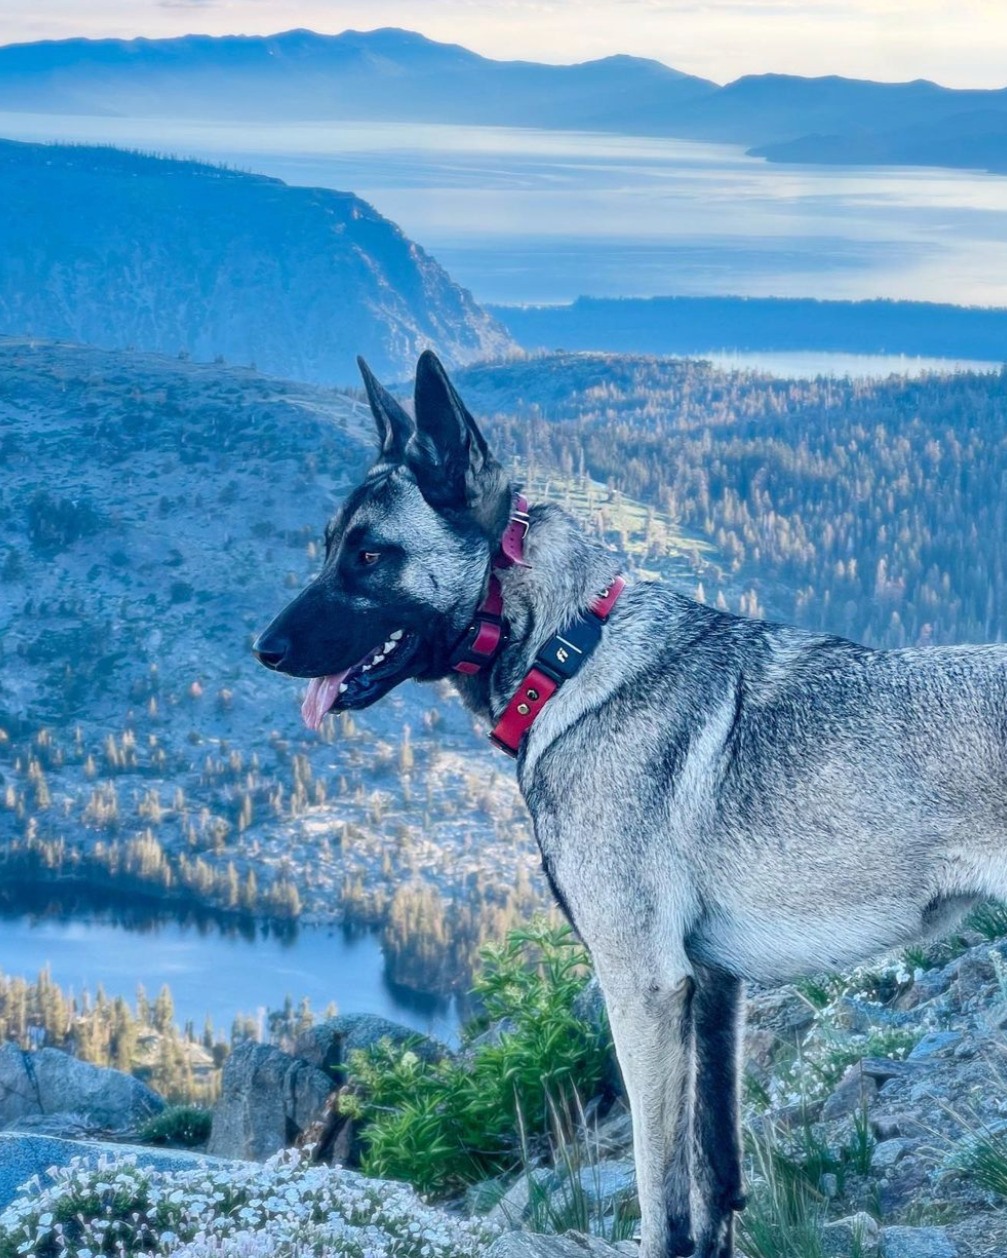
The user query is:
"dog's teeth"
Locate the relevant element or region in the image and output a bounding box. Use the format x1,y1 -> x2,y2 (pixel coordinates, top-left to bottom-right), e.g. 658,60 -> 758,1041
390,630 -> 404,641
362,663 -> 372,672
372,653 -> 385,664
338,683 -> 347,694
383,640 -> 396,653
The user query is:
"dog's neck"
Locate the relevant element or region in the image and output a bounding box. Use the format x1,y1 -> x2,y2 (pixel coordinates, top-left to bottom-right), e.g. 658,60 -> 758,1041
450,501 -> 619,724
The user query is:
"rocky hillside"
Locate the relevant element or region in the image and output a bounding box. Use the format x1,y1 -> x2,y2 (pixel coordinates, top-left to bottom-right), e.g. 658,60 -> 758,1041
0,139 -> 512,384
0,338 -> 538,995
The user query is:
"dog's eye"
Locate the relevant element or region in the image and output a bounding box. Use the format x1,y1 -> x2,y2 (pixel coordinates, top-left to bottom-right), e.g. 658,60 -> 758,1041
360,550 -> 381,566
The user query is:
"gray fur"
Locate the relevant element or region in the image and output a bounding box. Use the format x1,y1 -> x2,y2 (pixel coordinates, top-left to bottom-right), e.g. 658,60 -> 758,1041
256,354 -> 1007,1258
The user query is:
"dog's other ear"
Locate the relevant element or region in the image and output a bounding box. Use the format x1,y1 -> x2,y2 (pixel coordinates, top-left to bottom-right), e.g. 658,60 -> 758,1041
357,356 -> 413,461
410,350 -> 504,515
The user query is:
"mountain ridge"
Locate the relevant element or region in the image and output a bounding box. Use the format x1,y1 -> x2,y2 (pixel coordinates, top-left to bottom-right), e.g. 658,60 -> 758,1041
2,27 -> 1005,172
0,137 -> 513,383
0,26 -> 717,127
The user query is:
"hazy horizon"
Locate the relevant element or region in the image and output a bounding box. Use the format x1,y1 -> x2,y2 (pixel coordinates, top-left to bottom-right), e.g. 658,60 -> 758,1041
2,2 -> 1005,92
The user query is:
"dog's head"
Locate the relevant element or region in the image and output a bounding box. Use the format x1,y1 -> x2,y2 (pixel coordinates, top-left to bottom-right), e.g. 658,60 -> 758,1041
253,351 -> 512,727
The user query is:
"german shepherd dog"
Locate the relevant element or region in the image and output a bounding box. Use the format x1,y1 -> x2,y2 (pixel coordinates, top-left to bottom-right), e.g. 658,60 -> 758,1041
255,351 -> 1007,1258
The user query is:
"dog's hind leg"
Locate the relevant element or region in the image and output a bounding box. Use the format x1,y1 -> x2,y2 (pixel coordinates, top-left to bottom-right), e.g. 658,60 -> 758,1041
595,956 -> 697,1258
691,964 -> 745,1258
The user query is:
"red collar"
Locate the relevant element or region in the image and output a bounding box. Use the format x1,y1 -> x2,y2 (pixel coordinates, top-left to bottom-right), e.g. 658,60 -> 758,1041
489,574 -> 626,758
448,495 -> 625,759
449,494 -> 530,676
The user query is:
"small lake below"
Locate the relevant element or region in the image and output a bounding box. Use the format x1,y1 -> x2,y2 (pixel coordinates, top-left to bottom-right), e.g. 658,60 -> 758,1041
0,902 -> 463,1046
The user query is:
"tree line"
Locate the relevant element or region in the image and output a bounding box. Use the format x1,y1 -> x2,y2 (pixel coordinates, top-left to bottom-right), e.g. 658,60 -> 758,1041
460,354 -> 1007,649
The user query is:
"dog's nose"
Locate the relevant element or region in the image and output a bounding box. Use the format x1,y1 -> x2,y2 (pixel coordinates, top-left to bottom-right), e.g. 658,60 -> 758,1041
253,633 -> 289,671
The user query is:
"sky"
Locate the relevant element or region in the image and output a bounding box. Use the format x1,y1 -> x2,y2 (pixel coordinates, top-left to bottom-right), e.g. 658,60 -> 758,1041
1,0 -> 1005,90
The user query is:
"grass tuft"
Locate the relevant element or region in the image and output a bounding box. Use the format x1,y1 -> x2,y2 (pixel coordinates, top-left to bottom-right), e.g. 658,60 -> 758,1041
967,899 -> 1007,941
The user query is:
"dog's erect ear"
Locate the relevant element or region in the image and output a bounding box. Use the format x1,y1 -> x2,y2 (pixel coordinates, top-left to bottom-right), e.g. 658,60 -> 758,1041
410,350 -> 502,512
357,356 -> 413,461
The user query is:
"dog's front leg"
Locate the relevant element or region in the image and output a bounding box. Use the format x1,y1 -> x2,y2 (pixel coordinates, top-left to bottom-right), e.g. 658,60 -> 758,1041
691,964 -> 745,1258
595,957 -> 697,1258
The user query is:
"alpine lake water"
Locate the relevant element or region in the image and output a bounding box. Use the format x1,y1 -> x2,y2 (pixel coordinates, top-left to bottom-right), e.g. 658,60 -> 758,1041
0,892 -> 463,1045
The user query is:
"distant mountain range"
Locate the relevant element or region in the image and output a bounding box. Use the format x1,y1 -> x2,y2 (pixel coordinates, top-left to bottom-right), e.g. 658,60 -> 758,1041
0,139 -> 511,383
1,27 -> 1006,173
0,27 -> 715,131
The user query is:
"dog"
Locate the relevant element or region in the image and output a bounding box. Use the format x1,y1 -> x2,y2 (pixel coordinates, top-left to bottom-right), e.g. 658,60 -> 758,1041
254,350 -> 1007,1258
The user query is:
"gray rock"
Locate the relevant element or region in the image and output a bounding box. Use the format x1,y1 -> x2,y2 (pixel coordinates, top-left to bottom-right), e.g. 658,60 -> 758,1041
907,1032 -> 962,1060
467,1018 -> 518,1051
0,1044 -> 163,1134
207,1041 -> 334,1161
464,1173 -> 510,1216
870,1137 -> 912,1172
489,1167 -> 563,1228
746,985 -> 817,1040
821,1064 -> 878,1122
560,1158 -> 636,1209
3,1113 -> 98,1139
953,955 -> 998,1004
832,997 -> 898,1034
859,1057 -> 924,1084
823,1212 -> 880,1257
743,1027 -> 781,1082
487,1232 -> 636,1258
593,1106 -> 634,1158
879,1226 -> 957,1258
0,1044 -> 40,1125
870,1111 -> 928,1141
0,1132 -> 225,1210
293,1014 -> 445,1075
875,1156 -> 933,1216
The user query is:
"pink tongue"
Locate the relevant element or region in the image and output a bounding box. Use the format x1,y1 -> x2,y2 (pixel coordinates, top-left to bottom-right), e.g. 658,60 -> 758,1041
301,671 -> 349,731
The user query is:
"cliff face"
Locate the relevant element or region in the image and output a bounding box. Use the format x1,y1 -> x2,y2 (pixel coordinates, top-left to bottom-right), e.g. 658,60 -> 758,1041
0,139 -> 513,384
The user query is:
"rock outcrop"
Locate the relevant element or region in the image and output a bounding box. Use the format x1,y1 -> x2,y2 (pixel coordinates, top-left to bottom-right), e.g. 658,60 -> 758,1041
293,1012 -> 446,1077
207,1041 -> 334,1161
0,1044 -> 163,1136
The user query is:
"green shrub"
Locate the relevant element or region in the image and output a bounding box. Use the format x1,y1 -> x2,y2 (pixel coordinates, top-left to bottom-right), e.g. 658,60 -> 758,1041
138,1104 -> 212,1148
341,921 -> 611,1197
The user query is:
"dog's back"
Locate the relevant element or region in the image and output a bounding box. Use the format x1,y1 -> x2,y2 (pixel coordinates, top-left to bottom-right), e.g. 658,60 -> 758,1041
524,580 -> 1007,982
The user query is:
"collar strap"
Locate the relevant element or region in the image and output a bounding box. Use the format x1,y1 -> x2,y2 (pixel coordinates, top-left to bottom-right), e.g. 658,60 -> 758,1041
489,574 -> 626,758
450,494 -> 529,676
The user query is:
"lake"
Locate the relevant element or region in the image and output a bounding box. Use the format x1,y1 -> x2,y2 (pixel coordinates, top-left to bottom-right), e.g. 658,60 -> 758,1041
0,903 -> 462,1046
3,114 -> 1007,307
